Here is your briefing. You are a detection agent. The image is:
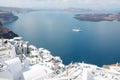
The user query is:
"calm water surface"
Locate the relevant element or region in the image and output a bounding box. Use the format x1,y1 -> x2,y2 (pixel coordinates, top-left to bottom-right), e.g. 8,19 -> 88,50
4,11 -> 120,66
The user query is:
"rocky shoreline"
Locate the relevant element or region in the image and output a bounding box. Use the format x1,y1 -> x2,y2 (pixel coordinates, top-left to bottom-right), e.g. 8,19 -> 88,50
0,10 -> 19,39
74,13 -> 120,22
0,25 -> 18,39
0,11 -> 18,24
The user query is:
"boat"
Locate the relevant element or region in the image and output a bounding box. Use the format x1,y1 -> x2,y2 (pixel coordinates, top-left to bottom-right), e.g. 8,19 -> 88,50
72,27 -> 80,32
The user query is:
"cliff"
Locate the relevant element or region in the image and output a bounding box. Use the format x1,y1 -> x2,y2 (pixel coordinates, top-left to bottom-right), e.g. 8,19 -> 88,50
0,10 -> 18,39
0,11 -> 18,24
0,25 -> 18,39
74,13 -> 120,22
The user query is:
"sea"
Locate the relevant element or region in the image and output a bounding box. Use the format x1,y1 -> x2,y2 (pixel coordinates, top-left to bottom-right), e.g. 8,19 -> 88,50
4,11 -> 120,66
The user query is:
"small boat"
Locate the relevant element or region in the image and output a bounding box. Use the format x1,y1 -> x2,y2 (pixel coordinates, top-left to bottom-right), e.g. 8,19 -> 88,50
72,27 -> 80,32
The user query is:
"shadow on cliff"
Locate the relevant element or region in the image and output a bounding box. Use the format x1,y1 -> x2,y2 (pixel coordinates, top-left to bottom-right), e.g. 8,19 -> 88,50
0,22 -> 19,39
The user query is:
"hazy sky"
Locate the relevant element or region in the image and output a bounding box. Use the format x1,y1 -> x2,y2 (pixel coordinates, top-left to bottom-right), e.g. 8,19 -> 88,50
0,0 -> 120,10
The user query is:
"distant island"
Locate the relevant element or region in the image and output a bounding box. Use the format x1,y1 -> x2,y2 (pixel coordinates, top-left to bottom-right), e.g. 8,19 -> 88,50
0,6 -> 36,14
62,7 -> 93,12
35,7 -> 93,12
74,13 -> 120,22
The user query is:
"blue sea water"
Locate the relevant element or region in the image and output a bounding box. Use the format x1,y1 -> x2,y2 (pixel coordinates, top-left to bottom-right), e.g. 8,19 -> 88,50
4,11 -> 120,66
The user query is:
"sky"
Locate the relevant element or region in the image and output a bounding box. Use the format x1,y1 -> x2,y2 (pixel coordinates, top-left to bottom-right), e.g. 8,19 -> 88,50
0,0 -> 120,10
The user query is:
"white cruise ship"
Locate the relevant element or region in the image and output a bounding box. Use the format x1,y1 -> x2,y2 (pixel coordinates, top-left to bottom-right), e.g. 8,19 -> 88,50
72,27 -> 81,32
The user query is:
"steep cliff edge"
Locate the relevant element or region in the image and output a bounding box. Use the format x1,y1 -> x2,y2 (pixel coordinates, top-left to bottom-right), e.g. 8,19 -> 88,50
0,25 -> 18,39
0,9 -> 19,39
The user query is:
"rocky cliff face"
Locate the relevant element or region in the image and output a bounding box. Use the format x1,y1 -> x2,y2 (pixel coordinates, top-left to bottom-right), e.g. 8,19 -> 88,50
0,25 -> 18,39
0,10 -> 19,39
